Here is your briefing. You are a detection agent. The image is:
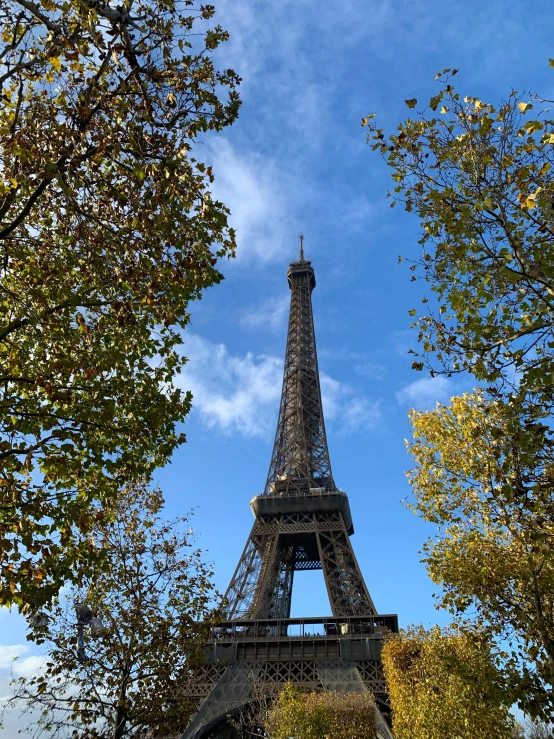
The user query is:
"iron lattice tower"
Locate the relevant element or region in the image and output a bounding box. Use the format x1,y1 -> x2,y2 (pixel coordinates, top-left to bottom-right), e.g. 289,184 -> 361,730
182,241 -> 397,739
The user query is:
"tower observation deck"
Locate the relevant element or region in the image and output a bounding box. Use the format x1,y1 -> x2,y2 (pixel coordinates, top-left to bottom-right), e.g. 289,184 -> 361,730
181,240 -> 397,739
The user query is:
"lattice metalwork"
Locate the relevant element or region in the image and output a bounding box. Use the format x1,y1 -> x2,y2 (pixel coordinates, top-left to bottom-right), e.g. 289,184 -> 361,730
181,658 -> 392,739
224,509 -> 375,620
182,664 -> 262,739
317,523 -> 376,616
259,659 -> 321,685
181,664 -> 229,698
264,248 -> 334,496
357,660 -> 389,696
185,247 -> 397,739
223,536 -> 266,620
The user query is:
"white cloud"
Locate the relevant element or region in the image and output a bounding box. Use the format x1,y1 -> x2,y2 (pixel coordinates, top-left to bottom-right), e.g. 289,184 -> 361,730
342,397 -> 382,433
207,138 -> 298,265
179,334 -> 283,436
321,374 -> 381,433
202,0 -> 389,269
179,334 -> 380,437
0,645 -> 50,737
240,293 -> 290,331
0,644 -> 45,680
13,655 -> 45,679
0,645 -> 26,670
396,376 -> 454,410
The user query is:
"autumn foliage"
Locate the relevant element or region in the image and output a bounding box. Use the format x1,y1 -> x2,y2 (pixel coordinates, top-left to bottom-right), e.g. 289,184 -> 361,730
407,392 -> 554,718
266,683 -> 377,739
366,63 -> 554,722
0,0 -> 240,609
382,625 -> 515,739
365,72 -> 554,405
6,483 -> 218,738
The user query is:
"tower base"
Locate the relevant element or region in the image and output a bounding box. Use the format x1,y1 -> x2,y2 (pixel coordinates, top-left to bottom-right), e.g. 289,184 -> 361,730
180,615 -> 397,739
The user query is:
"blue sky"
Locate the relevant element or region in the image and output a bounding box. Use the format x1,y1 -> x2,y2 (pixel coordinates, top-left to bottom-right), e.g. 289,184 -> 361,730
2,0 -> 554,732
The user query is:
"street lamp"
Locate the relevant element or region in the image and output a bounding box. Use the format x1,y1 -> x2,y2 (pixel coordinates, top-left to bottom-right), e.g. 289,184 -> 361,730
30,611 -> 49,629
75,603 -> 104,661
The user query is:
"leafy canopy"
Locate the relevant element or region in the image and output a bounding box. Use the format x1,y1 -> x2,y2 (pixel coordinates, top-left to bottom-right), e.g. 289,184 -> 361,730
382,624 -> 515,739
0,0 -> 240,609
266,683 -> 377,739
407,392 -> 554,719
364,69 -> 554,404
5,482 -> 219,738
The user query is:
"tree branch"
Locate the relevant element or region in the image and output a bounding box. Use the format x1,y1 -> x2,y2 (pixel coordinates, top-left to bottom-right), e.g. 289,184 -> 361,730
14,0 -> 61,33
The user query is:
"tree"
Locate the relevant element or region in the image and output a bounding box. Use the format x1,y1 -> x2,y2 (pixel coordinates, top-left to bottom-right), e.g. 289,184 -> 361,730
382,624 -> 515,739
0,0 -> 240,609
364,69 -> 554,404
514,719 -> 554,739
5,482 -> 219,738
228,682 -> 274,739
265,683 -> 377,739
524,719 -> 554,739
407,391 -> 554,719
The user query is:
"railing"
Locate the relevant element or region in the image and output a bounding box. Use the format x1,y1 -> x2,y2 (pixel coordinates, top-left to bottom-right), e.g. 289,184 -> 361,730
208,614 -> 398,642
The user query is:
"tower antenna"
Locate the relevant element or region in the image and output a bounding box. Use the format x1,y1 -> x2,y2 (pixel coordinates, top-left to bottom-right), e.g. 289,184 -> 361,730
298,232 -> 304,261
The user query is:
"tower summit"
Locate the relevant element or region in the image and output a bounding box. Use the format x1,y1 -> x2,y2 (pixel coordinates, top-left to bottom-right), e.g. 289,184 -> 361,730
265,236 -> 331,497
182,245 -> 397,739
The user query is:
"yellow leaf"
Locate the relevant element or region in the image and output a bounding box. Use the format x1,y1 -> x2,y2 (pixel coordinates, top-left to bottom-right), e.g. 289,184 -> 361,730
525,120 -> 543,134
517,102 -> 533,114
540,162 -> 551,176
405,98 -> 417,109
429,95 -> 442,111
524,189 -> 542,209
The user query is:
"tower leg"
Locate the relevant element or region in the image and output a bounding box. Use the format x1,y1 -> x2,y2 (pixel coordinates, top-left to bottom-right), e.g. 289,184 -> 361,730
223,527 -> 279,620
316,514 -> 376,616
180,664 -> 261,739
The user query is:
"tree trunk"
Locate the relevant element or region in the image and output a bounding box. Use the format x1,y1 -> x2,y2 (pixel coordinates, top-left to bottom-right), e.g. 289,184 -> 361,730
547,647 -> 554,708
113,700 -> 127,739
113,659 -> 131,739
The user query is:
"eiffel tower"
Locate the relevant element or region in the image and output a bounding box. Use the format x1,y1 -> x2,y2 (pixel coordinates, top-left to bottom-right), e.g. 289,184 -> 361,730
182,240 -> 397,739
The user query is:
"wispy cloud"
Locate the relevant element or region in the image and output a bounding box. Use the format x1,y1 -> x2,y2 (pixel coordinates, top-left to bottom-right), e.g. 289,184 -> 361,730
178,334 -> 282,437
354,361 -> 387,380
0,644 -> 48,735
207,138 -> 298,265
178,334 -> 380,437
342,396 -> 382,433
0,644 -> 26,670
240,293 -> 290,331
320,374 -> 381,433
0,643 -> 45,680
396,376 -> 454,410
390,329 -> 416,357
13,655 -> 45,679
